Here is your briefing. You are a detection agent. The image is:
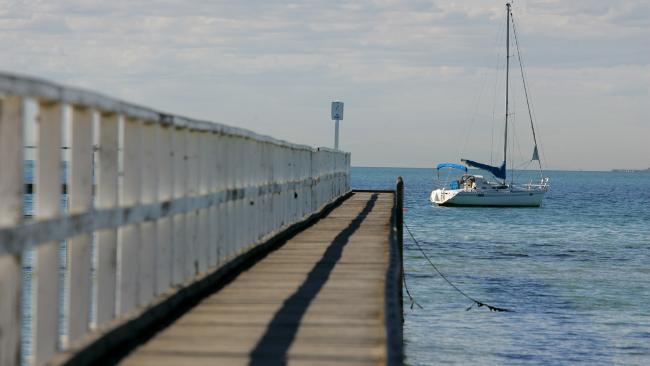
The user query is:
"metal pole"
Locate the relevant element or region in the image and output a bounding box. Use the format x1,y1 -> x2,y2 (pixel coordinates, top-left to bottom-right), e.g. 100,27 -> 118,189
334,119 -> 339,150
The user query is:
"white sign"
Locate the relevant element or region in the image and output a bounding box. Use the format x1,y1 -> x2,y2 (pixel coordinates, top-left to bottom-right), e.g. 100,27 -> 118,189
331,102 -> 344,120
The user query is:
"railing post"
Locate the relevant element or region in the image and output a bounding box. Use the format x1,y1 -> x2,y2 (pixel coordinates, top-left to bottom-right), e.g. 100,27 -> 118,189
156,124 -> 173,295
64,106 -> 94,346
261,142 -> 271,239
117,117 -> 142,314
197,132 -> 210,273
208,132 -> 220,268
0,96 -> 24,366
94,112 -> 119,328
395,176 -> 404,324
240,139 -> 251,251
396,177 -> 403,250
234,138 -> 245,254
139,121 -> 158,305
32,101 -> 63,366
171,127 -> 187,286
223,135 -> 235,260
214,133 -> 227,266
252,140 -> 261,244
185,130 -> 199,279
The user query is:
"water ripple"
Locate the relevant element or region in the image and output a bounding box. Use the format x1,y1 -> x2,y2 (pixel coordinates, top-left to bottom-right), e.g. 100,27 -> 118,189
353,168 -> 650,365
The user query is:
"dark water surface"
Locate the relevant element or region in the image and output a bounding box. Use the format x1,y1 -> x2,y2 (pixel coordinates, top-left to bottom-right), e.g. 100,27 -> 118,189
352,167 -> 650,365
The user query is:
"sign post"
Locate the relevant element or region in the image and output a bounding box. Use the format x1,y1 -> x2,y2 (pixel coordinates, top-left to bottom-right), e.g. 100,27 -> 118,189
331,101 -> 344,150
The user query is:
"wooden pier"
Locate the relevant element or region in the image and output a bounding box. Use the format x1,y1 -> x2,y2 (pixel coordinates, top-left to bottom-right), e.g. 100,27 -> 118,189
0,74 -> 402,366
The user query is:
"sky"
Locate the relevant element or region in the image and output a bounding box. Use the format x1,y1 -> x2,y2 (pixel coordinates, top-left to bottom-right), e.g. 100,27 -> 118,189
1,0 -> 648,170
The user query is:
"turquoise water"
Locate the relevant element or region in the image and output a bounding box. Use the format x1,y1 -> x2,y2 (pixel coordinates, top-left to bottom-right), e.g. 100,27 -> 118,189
352,167 -> 650,365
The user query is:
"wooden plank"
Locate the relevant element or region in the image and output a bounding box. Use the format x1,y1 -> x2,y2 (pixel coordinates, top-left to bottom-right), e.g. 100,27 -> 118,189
213,134 -> 227,267
261,143 -> 272,239
0,96 -> 24,366
289,149 -> 297,225
208,133 -> 219,268
156,126 -> 173,294
117,117 -> 141,315
251,141 -> 261,245
64,106 -> 93,346
231,138 -> 243,255
185,131 -> 199,279
235,137 -> 245,253
171,128 -> 186,286
120,192 -> 393,365
94,112 -> 119,328
139,122 -> 158,305
245,140 -> 256,248
221,136 -> 234,261
32,101 -> 63,366
234,136 -> 245,255
197,132 -> 210,273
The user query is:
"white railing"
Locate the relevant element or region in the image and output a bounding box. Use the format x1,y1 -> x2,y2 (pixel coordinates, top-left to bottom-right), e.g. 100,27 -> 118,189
0,73 -> 350,366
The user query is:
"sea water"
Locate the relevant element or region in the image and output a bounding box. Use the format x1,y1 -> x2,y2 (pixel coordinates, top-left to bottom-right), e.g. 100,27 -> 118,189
352,167 -> 650,365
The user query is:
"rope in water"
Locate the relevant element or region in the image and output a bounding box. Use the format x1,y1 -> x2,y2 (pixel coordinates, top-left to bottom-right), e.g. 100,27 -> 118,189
403,221 -> 512,312
402,265 -> 423,310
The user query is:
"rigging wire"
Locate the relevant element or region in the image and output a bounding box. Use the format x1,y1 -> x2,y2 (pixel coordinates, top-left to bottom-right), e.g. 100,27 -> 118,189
511,8 -> 549,171
511,10 -> 544,173
403,221 -> 512,312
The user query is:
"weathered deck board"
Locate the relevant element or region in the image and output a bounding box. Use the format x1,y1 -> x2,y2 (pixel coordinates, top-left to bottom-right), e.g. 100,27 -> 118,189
120,192 -> 394,365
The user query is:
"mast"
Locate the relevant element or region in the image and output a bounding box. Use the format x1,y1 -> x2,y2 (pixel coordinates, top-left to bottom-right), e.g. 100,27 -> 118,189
503,3 -> 511,184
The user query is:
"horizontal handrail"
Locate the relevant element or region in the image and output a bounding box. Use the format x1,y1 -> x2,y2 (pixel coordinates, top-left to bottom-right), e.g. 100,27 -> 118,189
0,172 -> 346,256
0,72 -> 315,151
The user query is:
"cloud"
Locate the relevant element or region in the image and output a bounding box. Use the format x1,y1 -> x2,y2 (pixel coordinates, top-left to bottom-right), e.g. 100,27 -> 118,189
0,0 -> 647,170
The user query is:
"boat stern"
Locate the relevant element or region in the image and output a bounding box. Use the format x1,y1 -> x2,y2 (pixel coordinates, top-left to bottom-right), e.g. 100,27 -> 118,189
430,188 -> 459,205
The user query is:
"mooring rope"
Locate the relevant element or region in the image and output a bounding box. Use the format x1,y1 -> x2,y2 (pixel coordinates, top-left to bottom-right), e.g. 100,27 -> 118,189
402,266 -> 423,310
403,221 -> 512,312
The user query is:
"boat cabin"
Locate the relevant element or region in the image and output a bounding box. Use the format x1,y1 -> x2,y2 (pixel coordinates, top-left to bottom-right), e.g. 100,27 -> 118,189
449,174 -> 507,191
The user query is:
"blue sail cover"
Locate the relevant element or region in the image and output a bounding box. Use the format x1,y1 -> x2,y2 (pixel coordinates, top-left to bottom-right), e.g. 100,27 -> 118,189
436,163 -> 468,172
461,159 -> 506,180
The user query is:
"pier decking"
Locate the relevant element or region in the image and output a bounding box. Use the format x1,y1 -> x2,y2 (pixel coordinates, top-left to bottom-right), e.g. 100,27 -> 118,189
119,191 -> 400,365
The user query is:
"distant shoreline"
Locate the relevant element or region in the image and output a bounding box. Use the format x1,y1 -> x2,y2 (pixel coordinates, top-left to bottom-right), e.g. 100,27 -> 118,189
611,168 -> 650,173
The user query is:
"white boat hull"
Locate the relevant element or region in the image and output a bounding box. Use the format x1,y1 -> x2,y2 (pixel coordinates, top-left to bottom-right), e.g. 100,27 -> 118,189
430,188 -> 545,207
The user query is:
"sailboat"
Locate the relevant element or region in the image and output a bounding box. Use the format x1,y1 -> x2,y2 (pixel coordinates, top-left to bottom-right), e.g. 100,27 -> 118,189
431,3 -> 549,207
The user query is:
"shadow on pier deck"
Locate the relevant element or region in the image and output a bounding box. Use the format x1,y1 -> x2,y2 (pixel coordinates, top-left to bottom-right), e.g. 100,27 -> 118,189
110,191 -> 402,365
